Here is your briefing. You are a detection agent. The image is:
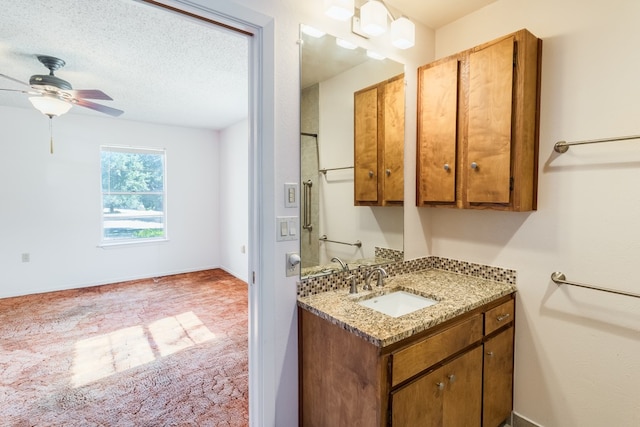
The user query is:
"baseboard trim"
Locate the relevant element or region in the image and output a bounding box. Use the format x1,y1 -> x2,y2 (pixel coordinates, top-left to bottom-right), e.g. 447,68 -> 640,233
0,265 -> 222,299
512,411 -> 543,427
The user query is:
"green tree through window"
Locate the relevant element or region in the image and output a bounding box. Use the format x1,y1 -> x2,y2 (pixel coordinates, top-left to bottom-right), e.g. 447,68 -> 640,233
101,147 -> 166,242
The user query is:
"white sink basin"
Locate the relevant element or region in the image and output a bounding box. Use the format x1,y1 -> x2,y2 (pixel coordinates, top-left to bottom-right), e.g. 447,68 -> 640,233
358,290 -> 438,318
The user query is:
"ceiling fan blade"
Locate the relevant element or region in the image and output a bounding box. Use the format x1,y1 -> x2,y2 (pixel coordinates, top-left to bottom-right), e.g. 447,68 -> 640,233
68,89 -> 113,100
74,99 -> 124,117
0,88 -> 35,94
0,73 -> 29,87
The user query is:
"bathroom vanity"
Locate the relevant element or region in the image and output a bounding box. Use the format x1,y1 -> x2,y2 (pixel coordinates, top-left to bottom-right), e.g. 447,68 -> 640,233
298,270 -> 515,426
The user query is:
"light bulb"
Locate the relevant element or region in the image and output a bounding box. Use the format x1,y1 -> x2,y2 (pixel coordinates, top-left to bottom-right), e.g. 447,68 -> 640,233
391,17 -> 415,49
324,0 -> 354,21
360,0 -> 388,37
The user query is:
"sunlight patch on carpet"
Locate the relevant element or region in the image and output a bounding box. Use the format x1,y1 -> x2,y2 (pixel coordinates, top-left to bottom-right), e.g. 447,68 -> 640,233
71,311 -> 215,387
148,311 -> 216,357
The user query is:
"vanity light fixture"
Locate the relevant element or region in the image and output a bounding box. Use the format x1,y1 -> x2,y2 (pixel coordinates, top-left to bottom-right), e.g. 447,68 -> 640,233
336,38 -> 358,49
390,16 -> 415,49
301,24 -> 326,38
323,0 -> 415,50
324,0 -> 354,21
360,0 -> 388,36
29,95 -> 72,117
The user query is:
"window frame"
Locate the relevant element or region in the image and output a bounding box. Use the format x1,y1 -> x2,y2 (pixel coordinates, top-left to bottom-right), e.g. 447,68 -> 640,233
99,145 -> 168,247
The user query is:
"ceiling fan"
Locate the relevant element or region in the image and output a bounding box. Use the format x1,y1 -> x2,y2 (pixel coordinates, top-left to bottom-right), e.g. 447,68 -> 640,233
0,55 -> 124,117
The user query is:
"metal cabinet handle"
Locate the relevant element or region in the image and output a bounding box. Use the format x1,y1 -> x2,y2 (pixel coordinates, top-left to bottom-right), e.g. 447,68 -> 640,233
447,374 -> 456,383
486,351 -> 494,357
386,169 -> 391,176
368,170 -> 374,178
496,313 -> 510,322
471,162 -> 478,170
436,382 -> 445,391
443,163 -> 450,171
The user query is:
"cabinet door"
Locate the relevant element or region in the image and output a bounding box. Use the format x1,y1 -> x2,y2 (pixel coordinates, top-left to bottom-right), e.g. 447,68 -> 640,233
417,58 -> 458,204
383,75 -> 404,204
467,37 -> 514,204
483,326 -> 514,427
444,346 -> 482,427
392,347 -> 482,427
354,86 -> 379,203
391,365 -> 444,427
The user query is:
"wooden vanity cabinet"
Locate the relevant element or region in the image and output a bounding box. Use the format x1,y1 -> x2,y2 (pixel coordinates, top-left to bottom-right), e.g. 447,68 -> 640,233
417,29 -> 542,211
298,294 -> 515,427
354,73 -> 405,206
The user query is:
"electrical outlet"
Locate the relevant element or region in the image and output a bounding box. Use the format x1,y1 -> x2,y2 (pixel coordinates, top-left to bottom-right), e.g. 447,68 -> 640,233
21,253 -> 30,263
286,252 -> 301,277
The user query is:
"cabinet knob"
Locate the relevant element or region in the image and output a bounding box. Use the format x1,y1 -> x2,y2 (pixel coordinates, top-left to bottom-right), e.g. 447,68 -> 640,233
447,374 -> 456,383
386,169 -> 391,176
443,163 -> 450,171
496,313 -> 510,322
486,351 -> 494,357
368,170 -> 374,178
471,162 -> 478,170
436,382 -> 445,391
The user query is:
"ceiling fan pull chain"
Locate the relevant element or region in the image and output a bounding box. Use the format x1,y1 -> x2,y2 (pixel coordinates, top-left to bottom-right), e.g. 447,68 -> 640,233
49,116 -> 54,154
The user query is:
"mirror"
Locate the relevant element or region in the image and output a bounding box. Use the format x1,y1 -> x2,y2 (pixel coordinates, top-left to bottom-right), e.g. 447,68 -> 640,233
299,25 -> 405,278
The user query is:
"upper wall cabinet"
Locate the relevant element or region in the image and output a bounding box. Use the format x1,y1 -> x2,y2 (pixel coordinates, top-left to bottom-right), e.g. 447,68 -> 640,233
355,73 -> 405,206
417,29 -> 542,211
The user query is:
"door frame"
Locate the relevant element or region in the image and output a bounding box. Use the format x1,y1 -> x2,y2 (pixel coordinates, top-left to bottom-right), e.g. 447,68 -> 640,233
138,0 -> 275,424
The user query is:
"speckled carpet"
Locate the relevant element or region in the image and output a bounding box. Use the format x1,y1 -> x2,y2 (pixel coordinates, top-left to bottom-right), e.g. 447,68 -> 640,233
0,269 -> 248,426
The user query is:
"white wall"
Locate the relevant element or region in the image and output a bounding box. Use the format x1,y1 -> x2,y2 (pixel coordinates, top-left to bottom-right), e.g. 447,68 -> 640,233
401,1 -> 640,426
219,118 -> 249,282
318,59 -> 404,264
0,106 -> 220,298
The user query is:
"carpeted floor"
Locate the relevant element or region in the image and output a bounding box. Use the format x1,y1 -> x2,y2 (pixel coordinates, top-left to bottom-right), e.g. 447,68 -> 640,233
0,269 -> 248,426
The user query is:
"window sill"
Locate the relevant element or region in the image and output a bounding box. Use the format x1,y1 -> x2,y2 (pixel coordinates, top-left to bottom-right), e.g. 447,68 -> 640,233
98,238 -> 170,249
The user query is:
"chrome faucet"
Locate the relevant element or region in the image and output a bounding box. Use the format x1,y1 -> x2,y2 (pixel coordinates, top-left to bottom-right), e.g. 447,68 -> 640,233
331,256 -> 349,271
363,267 -> 387,291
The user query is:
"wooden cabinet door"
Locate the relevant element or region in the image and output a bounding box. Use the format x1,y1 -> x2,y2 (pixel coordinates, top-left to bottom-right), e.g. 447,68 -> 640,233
383,75 -> 405,204
417,57 -> 459,204
444,346 -> 482,427
392,365 -> 444,427
354,86 -> 379,203
467,36 -> 514,204
392,347 -> 482,427
483,326 -> 514,427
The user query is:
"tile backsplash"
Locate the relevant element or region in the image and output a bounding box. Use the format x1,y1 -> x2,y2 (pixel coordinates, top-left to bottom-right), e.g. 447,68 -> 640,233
297,254 -> 516,297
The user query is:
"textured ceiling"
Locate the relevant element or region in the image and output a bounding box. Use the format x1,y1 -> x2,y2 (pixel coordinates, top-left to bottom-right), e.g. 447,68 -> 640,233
0,0 -> 496,131
0,0 -> 249,130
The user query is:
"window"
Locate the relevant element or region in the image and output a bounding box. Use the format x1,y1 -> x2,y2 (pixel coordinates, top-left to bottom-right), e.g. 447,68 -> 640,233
101,146 -> 166,244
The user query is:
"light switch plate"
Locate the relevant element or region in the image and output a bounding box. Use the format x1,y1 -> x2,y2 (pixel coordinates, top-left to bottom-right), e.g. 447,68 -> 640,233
284,183 -> 298,208
276,216 -> 298,241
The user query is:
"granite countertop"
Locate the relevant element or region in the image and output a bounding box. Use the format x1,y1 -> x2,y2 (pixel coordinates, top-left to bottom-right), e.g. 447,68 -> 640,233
297,269 -> 517,348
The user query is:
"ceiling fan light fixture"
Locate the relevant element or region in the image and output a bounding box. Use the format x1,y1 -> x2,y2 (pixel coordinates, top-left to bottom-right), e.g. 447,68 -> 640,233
29,96 -> 72,117
391,17 -> 415,49
324,0 -> 354,21
360,0 -> 388,36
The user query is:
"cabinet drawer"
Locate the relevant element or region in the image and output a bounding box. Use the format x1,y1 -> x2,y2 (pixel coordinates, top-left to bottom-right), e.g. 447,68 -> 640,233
484,299 -> 514,335
391,314 -> 483,387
